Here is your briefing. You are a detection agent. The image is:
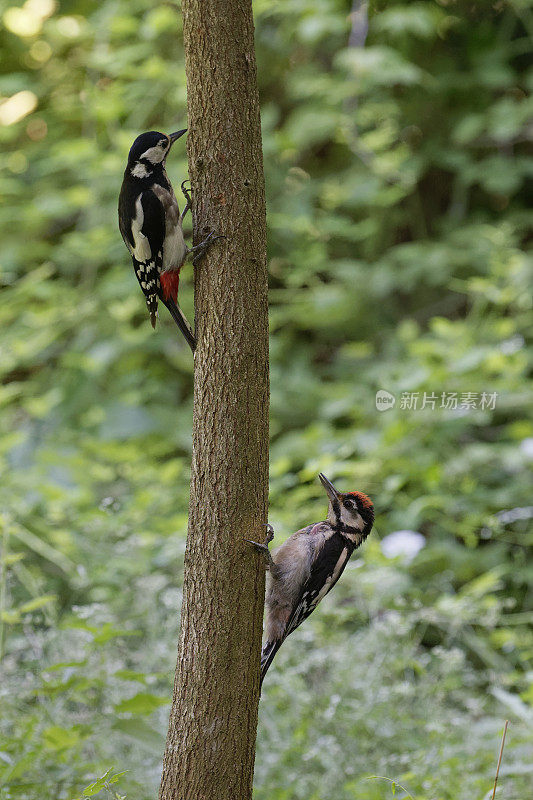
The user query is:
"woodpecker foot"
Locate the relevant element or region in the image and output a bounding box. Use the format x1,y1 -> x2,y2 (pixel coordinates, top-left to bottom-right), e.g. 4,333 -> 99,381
180,180 -> 191,223
189,230 -> 225,265
246,524 -> 275,570
181,179 -> 191,202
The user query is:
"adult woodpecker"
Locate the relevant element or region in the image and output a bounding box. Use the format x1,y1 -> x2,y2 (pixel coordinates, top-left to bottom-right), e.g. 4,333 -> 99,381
118,129 -> 221,351
247,473 -> 374,687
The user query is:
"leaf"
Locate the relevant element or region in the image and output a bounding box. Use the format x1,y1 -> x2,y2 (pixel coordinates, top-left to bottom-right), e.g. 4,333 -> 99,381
106,771 -> 127,785
43,725 -> 81,751
1,610 -> 21,624
18,594 -> 56,613
114,692 -> 168,715
81,769 -> 114,797
92,623 -> 141,645
10,523 -> 74,573
114,668 -> 148,684
46,659 -> 88,671
0,552 -> 24,566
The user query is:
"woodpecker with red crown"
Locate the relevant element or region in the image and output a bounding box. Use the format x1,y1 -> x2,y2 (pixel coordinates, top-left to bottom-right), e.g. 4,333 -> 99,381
118,129 -> 222,351
248,473 -> 374,687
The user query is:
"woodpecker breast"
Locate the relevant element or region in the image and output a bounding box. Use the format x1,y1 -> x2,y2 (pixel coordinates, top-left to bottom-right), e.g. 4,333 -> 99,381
152,183 -> 187,271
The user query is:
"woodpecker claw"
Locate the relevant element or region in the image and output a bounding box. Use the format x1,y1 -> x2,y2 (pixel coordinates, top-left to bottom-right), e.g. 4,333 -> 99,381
189,230 -> 225,265
265,523 -> 274,545
246,524 -> 275,570
179,180 -> 192,223
180,180 -> 191,204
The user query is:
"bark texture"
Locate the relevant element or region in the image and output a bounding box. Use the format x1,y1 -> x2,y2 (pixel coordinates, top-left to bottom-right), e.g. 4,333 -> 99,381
159,2 -> 268,799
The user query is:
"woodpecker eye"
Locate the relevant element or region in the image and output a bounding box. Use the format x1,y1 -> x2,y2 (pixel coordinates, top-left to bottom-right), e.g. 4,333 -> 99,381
344,499 -> 357,511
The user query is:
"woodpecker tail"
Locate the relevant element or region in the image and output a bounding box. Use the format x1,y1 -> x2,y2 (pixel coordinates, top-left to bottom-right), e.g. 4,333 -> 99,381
160,296 -> 196,352
146,294 -> 158,329
260,639 -> 282,689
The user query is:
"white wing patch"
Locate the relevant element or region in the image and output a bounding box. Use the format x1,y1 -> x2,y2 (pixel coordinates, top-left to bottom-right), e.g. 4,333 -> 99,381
130,195 -> 152,262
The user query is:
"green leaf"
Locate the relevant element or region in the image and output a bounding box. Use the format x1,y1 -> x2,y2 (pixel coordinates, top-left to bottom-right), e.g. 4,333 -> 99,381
43,725 -> 81,751
0,552 -> 24,566
81,769 -> 114,797
106,770 -> 127,785
92,623 -> 141,645
46,659 -> 88,670
114,668 -> 149,684
18,594 -> 56,613
10,523 -> 74,573
114,692 -> 168,715
1,609 -> 21,624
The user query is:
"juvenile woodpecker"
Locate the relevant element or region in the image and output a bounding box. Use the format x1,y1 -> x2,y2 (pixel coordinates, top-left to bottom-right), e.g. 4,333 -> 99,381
248,473 -> 374,687
118,129 -> 221,351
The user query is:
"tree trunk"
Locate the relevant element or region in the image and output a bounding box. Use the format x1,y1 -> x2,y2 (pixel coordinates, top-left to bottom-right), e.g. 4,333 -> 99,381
158,3 -> 268,800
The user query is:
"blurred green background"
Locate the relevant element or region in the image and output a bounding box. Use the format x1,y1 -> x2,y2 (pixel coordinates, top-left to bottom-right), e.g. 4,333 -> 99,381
1,0 -> 532,798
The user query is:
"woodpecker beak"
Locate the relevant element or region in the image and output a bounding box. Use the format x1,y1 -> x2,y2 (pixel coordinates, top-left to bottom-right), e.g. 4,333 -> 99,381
318,473 -> 340,503
168,129 -> 187,146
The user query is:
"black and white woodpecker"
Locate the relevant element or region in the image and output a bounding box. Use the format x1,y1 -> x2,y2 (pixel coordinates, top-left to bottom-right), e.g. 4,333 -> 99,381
118,129 -> 221,351
248,473 -> 374,687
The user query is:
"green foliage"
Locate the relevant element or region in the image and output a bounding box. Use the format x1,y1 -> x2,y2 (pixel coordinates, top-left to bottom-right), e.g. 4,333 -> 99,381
0,0 -> 532,798
74,768 -> 128,800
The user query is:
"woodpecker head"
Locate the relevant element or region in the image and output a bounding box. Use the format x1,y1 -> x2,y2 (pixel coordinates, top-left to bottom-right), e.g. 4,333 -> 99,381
319,473 -> 374,539
127,129 -> 187,179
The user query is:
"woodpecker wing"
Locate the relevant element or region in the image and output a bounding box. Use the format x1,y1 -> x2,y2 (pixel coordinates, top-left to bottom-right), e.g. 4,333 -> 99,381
260,527 -> 354,687
118,185 -> 164,323
260,640 -> 282,687
284,529 -> 354,640
137,190 -> 165,301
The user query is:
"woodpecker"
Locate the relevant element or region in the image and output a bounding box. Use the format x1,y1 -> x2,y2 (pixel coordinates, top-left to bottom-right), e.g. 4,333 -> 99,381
247,473 -> 374,687
118,129 -> 221,351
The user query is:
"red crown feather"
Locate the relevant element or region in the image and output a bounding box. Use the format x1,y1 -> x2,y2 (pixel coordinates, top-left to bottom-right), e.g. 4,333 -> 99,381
346,491 -> 373,510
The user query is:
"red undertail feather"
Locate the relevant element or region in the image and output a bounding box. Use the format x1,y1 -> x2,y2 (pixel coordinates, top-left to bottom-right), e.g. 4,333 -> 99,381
160,270 -> 181,303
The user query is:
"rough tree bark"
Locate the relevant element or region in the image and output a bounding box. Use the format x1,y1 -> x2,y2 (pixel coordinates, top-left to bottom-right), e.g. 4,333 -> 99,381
158,2 -> 268,800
